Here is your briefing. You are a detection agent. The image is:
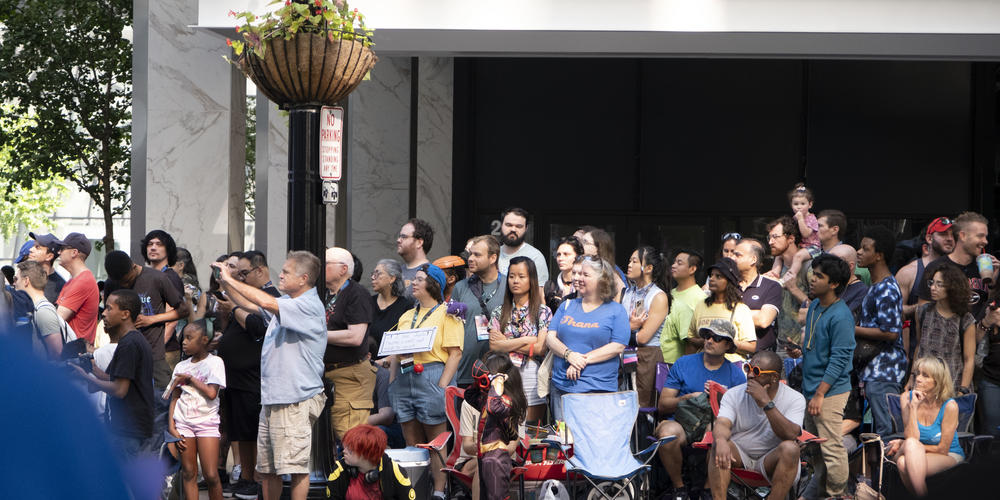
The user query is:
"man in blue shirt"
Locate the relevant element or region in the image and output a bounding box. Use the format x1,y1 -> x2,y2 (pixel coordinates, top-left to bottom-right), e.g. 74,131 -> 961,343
855,226 -> 905,437
789,254 -> 855,498
654,319 -> 746,499
214,251 -> 328,500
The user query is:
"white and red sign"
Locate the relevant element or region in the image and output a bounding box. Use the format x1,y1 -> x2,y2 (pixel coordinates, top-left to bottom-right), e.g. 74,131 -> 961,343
319,106 -> 344,180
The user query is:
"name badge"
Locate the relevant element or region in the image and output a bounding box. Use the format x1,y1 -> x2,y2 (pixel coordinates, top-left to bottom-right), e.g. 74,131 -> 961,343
475,315 -> 490,341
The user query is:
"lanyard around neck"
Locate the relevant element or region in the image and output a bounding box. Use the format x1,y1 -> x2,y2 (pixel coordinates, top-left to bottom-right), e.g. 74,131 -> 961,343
411,303 -> 442,329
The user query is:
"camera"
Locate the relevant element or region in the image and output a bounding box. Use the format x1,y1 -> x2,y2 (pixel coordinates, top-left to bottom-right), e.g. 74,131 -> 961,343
65,352 -> 94,374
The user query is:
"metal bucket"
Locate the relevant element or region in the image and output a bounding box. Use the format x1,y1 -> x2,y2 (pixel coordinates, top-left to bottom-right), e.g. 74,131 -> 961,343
385,446 -> 432,500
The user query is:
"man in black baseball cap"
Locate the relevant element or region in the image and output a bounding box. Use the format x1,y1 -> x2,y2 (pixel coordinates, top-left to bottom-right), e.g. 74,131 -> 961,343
53,232 -> 92,257
52,232 -> 100,345
27,232 -> 65,303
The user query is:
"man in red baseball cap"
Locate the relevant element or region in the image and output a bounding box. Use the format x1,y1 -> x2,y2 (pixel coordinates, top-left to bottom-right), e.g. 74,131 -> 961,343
895,217 -> 955,321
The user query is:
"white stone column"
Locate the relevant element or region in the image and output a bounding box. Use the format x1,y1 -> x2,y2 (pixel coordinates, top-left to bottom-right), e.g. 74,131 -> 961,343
254,95 -> 289,284
133,0 -> 245,277
346,57 -> 413,271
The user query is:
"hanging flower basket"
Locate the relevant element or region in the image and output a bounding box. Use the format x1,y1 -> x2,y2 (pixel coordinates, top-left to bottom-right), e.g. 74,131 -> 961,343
238,33 -> 376,107
227,0 -> 376,107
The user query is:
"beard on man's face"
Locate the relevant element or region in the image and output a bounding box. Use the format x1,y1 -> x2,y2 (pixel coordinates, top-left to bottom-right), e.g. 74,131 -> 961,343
504,231 -> 525,247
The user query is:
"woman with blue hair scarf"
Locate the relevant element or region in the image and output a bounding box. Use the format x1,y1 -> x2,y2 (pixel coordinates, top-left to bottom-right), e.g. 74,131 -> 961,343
386,263 -> 465,499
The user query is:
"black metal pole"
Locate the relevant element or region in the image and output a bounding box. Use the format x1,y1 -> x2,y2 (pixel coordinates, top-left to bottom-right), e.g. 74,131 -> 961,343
286,104 -> 332,499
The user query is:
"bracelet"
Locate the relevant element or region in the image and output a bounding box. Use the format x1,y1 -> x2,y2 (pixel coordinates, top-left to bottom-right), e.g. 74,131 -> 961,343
977,320 -> 995,333
564,348 -> 573,360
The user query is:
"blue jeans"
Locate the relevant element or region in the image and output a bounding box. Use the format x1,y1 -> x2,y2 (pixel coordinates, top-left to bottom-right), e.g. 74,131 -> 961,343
549,385 -> 568,423
977,377 -> 1000,438
864,379 -> 901,437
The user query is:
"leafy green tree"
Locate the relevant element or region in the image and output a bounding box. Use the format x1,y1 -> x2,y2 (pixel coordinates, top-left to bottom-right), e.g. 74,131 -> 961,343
0,0 -> 132,250
246,95 -> 256,220
0,110 -> 67,237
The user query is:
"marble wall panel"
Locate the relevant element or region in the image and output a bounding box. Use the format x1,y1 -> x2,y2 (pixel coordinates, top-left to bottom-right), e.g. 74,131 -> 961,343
416,57 -> 454,259
139,0 -> 244,279
347,57 -> 413,275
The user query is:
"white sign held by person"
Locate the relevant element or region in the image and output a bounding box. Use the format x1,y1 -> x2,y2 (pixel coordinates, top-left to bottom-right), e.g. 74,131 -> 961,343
319,106 -> 344,180
378,326 -> 438,356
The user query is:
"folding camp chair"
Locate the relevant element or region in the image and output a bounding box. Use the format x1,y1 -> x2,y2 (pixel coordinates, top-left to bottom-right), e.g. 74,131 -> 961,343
560,391 -> 674,500
885,392 -> 993,462
692,381 -> 825,499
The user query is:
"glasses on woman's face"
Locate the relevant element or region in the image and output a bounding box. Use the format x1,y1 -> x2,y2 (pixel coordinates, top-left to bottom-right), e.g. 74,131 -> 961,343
743,364 -> 779,377
371,270 -> 385,280
927,279 -> 946,290
699,331 -> 729,343
412,276 -> 426,283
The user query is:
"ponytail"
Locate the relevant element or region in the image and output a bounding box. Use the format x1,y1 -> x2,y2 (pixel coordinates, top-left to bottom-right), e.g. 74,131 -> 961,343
636,246 -> 674,310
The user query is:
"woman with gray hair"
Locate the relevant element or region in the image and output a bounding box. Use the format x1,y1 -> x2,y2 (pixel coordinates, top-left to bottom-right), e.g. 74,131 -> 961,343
544,255 -> 630,421
369,259 -> 414,357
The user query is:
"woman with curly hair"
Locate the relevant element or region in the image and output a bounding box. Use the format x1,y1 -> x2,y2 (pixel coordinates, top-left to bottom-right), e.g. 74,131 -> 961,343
911,265 -> 976,393
686,258 -> 757,361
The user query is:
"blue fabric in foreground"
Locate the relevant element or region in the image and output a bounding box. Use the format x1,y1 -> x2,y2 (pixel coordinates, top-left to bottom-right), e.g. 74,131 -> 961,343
562,391 -> 645,480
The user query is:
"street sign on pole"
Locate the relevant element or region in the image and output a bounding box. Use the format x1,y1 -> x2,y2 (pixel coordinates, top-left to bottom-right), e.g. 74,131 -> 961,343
319,106 -> 344,180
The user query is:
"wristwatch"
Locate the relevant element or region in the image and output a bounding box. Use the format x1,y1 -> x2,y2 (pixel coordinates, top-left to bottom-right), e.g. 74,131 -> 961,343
762,401 -> 776,411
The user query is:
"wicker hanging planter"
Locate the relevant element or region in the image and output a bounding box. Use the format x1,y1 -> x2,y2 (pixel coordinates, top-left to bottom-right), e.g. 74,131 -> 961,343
238,32 -> 377,108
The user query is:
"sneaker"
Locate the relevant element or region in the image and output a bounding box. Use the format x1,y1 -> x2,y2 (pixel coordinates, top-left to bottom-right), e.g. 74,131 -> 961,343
231,464 -> 241,485
660,487 -> 688,500
222,481 -> 234,498
233,480 -> 261,500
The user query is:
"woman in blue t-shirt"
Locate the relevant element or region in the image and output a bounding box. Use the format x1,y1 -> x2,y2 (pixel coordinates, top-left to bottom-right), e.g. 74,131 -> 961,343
888,356 -> 965,497
545,256 -> 630,422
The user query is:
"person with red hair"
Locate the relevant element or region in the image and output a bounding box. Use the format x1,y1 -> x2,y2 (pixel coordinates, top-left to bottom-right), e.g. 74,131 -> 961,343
326,425 -> 415,500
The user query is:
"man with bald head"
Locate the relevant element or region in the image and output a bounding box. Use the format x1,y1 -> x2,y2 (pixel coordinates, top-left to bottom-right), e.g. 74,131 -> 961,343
323,247 -> 376,441
827,244 -> 868,318
709,350 -> 805,500
732,238 -> 783,352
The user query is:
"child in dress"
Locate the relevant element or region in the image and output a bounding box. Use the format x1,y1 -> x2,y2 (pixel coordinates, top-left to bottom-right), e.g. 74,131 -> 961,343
770,183 -> 821,286
465,353 -> 527,500
167,320 -> 227,500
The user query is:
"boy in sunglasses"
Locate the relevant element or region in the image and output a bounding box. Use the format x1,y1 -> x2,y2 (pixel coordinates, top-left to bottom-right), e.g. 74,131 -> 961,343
709,351 -> 806,500
654,319 -> 746,499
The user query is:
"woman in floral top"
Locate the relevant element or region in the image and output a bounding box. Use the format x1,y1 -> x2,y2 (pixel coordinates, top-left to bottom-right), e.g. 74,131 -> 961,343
489,256 -> 552,423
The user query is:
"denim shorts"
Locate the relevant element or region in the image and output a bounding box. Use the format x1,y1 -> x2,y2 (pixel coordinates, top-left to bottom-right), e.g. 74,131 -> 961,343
388,361 -> 447,425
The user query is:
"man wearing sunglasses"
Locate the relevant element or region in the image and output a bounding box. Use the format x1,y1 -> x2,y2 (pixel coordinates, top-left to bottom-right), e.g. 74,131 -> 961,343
710,351 -> 805,500
654,319 -> 746,499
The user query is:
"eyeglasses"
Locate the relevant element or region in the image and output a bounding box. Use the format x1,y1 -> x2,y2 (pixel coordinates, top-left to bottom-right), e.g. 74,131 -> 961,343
722,232 -> 742,241
237,266 -> 260,278
743,364 -> 779,377
371,270 -> 385,279
927,279 -> 946,289
397,233 -> 414,240
412,276 -> 426,283
699,331 -> 730,343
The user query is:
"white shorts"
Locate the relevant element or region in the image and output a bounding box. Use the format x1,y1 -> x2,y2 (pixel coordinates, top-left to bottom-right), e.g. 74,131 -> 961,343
732,441 -> 801,484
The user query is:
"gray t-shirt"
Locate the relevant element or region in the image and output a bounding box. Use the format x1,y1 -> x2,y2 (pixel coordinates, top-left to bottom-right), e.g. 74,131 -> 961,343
450,274 -> 507,385
259,287 -> 328,405
31,299 -> 62,358
498,243 -> 549,285
401,262 -> 426,298
717,382 -> 806,460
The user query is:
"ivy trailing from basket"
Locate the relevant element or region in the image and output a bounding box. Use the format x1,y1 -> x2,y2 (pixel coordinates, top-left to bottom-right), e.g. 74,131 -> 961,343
226,0 -> 374,60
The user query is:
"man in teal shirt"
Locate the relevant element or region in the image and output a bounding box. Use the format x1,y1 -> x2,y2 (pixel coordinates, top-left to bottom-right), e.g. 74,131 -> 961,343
788,254 -> 855,498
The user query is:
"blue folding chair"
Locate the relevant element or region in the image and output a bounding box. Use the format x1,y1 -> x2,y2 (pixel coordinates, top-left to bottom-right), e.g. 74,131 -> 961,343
561,391 -> 674,499
885,392 -> 993,461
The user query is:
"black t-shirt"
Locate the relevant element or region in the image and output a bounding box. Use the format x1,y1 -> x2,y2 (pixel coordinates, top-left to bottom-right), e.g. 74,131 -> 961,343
106,330 -> 154,439
840,280 -> 869,322
131,267 -> 184,360
161,267 -> 185,352
44,271 -> 65,305
916,256 -> 990,319
324,280 -> 373,365
982,329 -> 1000,384
368,294 -> 414,357
217,285 -> 280,392
741,275 -> 783,351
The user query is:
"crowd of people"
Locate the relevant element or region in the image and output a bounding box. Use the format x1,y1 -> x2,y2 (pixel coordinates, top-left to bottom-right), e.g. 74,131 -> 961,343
2,190 -> 999,500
